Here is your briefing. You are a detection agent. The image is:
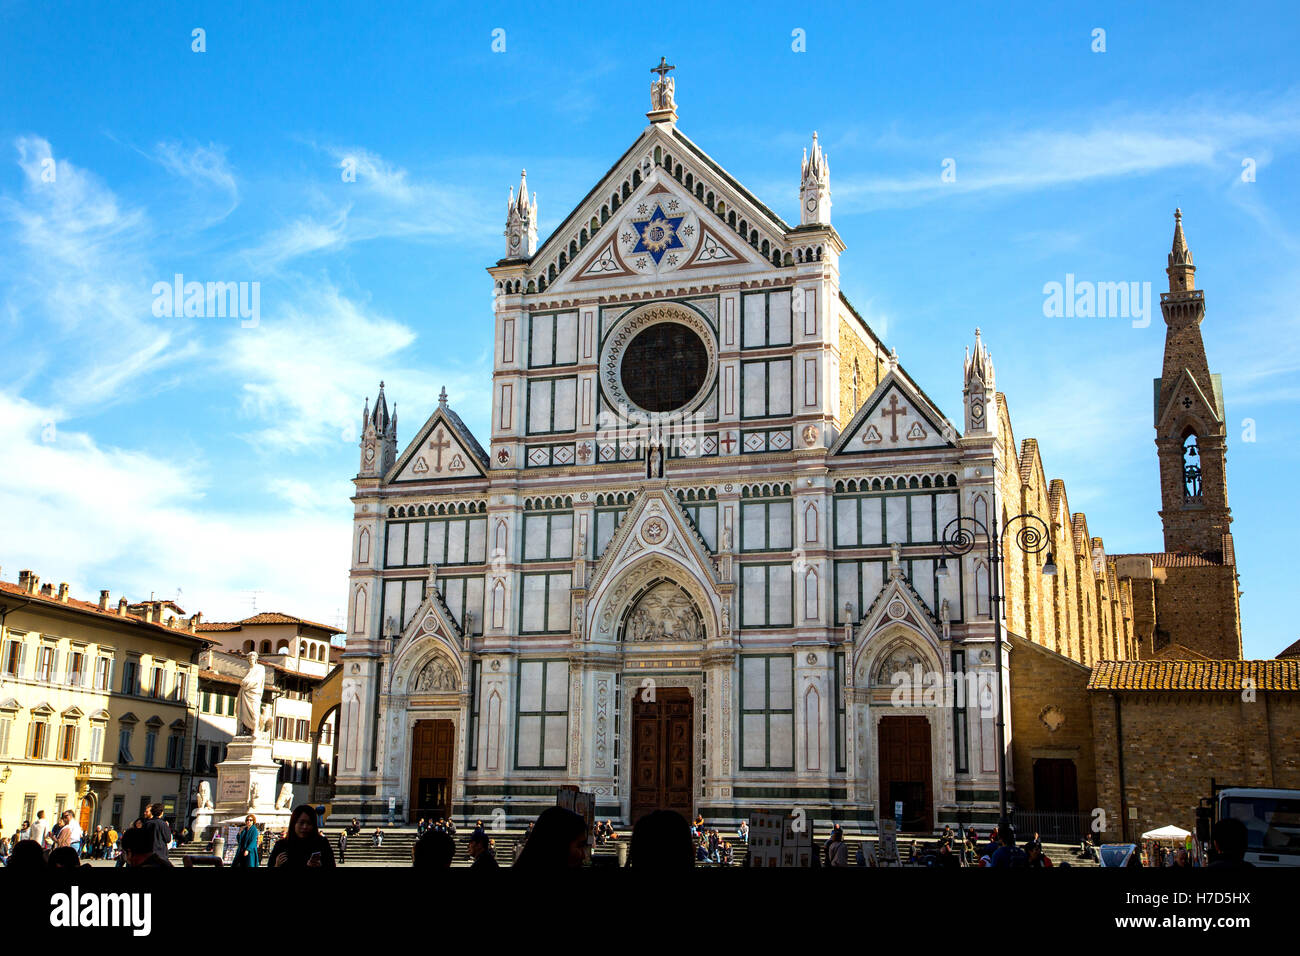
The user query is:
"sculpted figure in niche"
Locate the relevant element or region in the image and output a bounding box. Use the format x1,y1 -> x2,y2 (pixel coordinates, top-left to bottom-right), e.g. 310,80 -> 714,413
624,582 -> 701,642
415,655 -> 458,692
875,646 -> 925,685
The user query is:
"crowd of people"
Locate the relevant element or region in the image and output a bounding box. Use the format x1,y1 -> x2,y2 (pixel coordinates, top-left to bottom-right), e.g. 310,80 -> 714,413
1,805 -> 1258,870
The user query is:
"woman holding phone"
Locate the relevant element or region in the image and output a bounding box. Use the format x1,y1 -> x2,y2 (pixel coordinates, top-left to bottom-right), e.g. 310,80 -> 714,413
269,804 -> 336,868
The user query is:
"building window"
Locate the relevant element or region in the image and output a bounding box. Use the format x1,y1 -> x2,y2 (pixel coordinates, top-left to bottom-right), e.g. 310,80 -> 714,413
26,720 -> 49,760
88,724 -> 105,763
2,640 -> 22,677
174,672 -> 187,703
275,717 -> 288,740
57,723 -> 77,761
522,510 -> 574,561
385,517 -> 488,569
118,728 -> 134,764
740,290 -> 793,349
518,572 -> 572,634
0,715 -> 12,756
680,502 -> 718,551
952,649 -> 969,775
526,376 -> 579,435
144,731 -> 157,767
438,576 -> 485,636
740,499 -> 792,552
165,734 -> 183,769
151,666 -> 166,699
111,795 -> 123,829
528,311 -> 578,368
740,655 -> 793,770
36,645 -> 55,682
592,507 -> 628,558
740,357 -> 792,419
739,563 -> 793,628
66,650 -> 85,687
515,660 -> 568,770
121,660 -> 140,696
94,657 -> 111,690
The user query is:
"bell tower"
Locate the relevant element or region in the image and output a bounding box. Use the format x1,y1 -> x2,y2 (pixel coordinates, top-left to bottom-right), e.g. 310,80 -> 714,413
1153,210 -> 1232,555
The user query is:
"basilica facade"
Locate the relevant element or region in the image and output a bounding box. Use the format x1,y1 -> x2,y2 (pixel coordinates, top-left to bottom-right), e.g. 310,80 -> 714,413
330,66 -> 1234,832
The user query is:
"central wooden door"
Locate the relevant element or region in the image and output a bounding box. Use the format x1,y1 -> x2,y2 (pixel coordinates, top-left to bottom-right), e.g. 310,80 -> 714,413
630,687 -> 694,824
409,719 -> 455,822
877,715 -> 933,832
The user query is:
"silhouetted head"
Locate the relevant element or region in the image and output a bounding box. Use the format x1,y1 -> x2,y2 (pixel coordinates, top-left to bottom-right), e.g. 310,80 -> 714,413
629,810 -> 695,869
412,829 -> 455,868
513,807 -> 587,869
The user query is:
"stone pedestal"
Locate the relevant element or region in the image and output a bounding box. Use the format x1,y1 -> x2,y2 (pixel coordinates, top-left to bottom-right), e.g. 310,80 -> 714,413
214,736 -> 291,835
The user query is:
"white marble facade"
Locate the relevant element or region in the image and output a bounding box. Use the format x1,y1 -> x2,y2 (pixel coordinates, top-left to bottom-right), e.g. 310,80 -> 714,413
332,71 -> 1014,832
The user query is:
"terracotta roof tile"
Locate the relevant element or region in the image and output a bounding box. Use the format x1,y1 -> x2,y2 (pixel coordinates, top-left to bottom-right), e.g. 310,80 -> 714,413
1088,659 -> 1300,692
1112,551 -> 1225,568
196,611 -> 341,634
0,580 -> 210,646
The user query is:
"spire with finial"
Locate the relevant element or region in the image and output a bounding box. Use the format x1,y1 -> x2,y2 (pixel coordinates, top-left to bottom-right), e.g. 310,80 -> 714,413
438,386 -> 448,408
963,327 -> 996,437
1166,207 -> 1195,292
799,130 -> 831,226
504,169 -> 538,258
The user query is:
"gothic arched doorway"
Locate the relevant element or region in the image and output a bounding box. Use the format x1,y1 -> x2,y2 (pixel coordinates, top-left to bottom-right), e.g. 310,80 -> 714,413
877,715 -> 933,832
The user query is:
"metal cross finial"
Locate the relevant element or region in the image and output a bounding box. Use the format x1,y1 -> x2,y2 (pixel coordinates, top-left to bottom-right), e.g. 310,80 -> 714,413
651,57 -> 675,80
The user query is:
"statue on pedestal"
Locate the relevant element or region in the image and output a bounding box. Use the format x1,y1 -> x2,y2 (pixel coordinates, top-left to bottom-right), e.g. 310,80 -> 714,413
237,652 -> 266,737
193,781 -> 213,811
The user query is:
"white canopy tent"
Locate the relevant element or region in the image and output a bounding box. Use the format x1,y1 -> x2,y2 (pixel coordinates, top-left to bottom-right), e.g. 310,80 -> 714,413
1141,824 -> 1192,841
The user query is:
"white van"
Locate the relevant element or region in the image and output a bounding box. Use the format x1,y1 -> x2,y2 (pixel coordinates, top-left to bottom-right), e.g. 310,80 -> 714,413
1217,788 -> 1300,867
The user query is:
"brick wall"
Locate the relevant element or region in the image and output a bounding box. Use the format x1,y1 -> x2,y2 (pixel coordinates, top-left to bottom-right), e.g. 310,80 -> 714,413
1089,690 -> 1300,841
1008,636 -> 1098,814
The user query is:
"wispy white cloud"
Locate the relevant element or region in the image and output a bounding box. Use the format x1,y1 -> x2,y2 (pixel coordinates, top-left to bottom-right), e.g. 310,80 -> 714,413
0,391 -> 350,624
823,101 -> 1300,212
222,280 -> 490,451
154,141 -> 239,198
0,136 -> 200,408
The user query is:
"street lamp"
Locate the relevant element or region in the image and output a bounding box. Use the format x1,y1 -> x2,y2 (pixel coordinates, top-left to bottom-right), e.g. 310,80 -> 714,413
936,510 -> 1054,839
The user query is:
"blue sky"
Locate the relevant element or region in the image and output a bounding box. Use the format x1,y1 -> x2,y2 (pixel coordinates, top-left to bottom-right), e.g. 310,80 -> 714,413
0,1 -> 1295,657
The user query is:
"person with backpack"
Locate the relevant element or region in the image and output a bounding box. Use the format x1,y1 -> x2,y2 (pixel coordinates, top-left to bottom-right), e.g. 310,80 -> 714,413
990,825 -> 1028,867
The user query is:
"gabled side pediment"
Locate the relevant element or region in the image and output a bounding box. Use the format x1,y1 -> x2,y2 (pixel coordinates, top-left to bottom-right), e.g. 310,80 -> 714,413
831,371 -> 957,455
389,404 -> 488,484
1155,368 -> 1223,434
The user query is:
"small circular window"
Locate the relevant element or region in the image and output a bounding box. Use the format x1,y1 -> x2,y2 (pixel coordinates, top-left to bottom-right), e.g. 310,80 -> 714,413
620,322 -> 709,412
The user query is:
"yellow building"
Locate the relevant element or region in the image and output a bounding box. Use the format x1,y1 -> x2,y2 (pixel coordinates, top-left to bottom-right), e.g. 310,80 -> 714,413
0,570 -> 208,836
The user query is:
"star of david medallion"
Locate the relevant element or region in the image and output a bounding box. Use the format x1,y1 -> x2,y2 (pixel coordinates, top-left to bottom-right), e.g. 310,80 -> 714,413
630,204 -> 686,265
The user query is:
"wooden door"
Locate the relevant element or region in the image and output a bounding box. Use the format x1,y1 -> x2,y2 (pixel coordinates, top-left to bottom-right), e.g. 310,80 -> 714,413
1033,758 -> 1079,812
409,719 -> 455,822
630,688 -> 694,824
877,715 -> 933,832
79,795 -> 94,832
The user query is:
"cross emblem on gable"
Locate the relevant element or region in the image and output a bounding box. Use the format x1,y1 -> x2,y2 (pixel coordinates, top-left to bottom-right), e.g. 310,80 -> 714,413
882,393 -> 910,441
429,429 -> 451,471
1182,397 -> 1193,409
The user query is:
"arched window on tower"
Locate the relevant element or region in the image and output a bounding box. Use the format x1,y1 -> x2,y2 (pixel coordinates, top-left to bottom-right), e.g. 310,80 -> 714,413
1182,431 -> 1202,500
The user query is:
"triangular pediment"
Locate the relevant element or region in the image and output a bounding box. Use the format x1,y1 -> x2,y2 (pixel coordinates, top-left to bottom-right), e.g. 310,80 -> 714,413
1155,368 -> 1222,433
517,124 -> 799,294
855,569 -> 942,645
388,574 -> 467,693
832,371 -> 957,455
549,169 -> 771,294
389,404 -> 488,484
586,486 -> 720,604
